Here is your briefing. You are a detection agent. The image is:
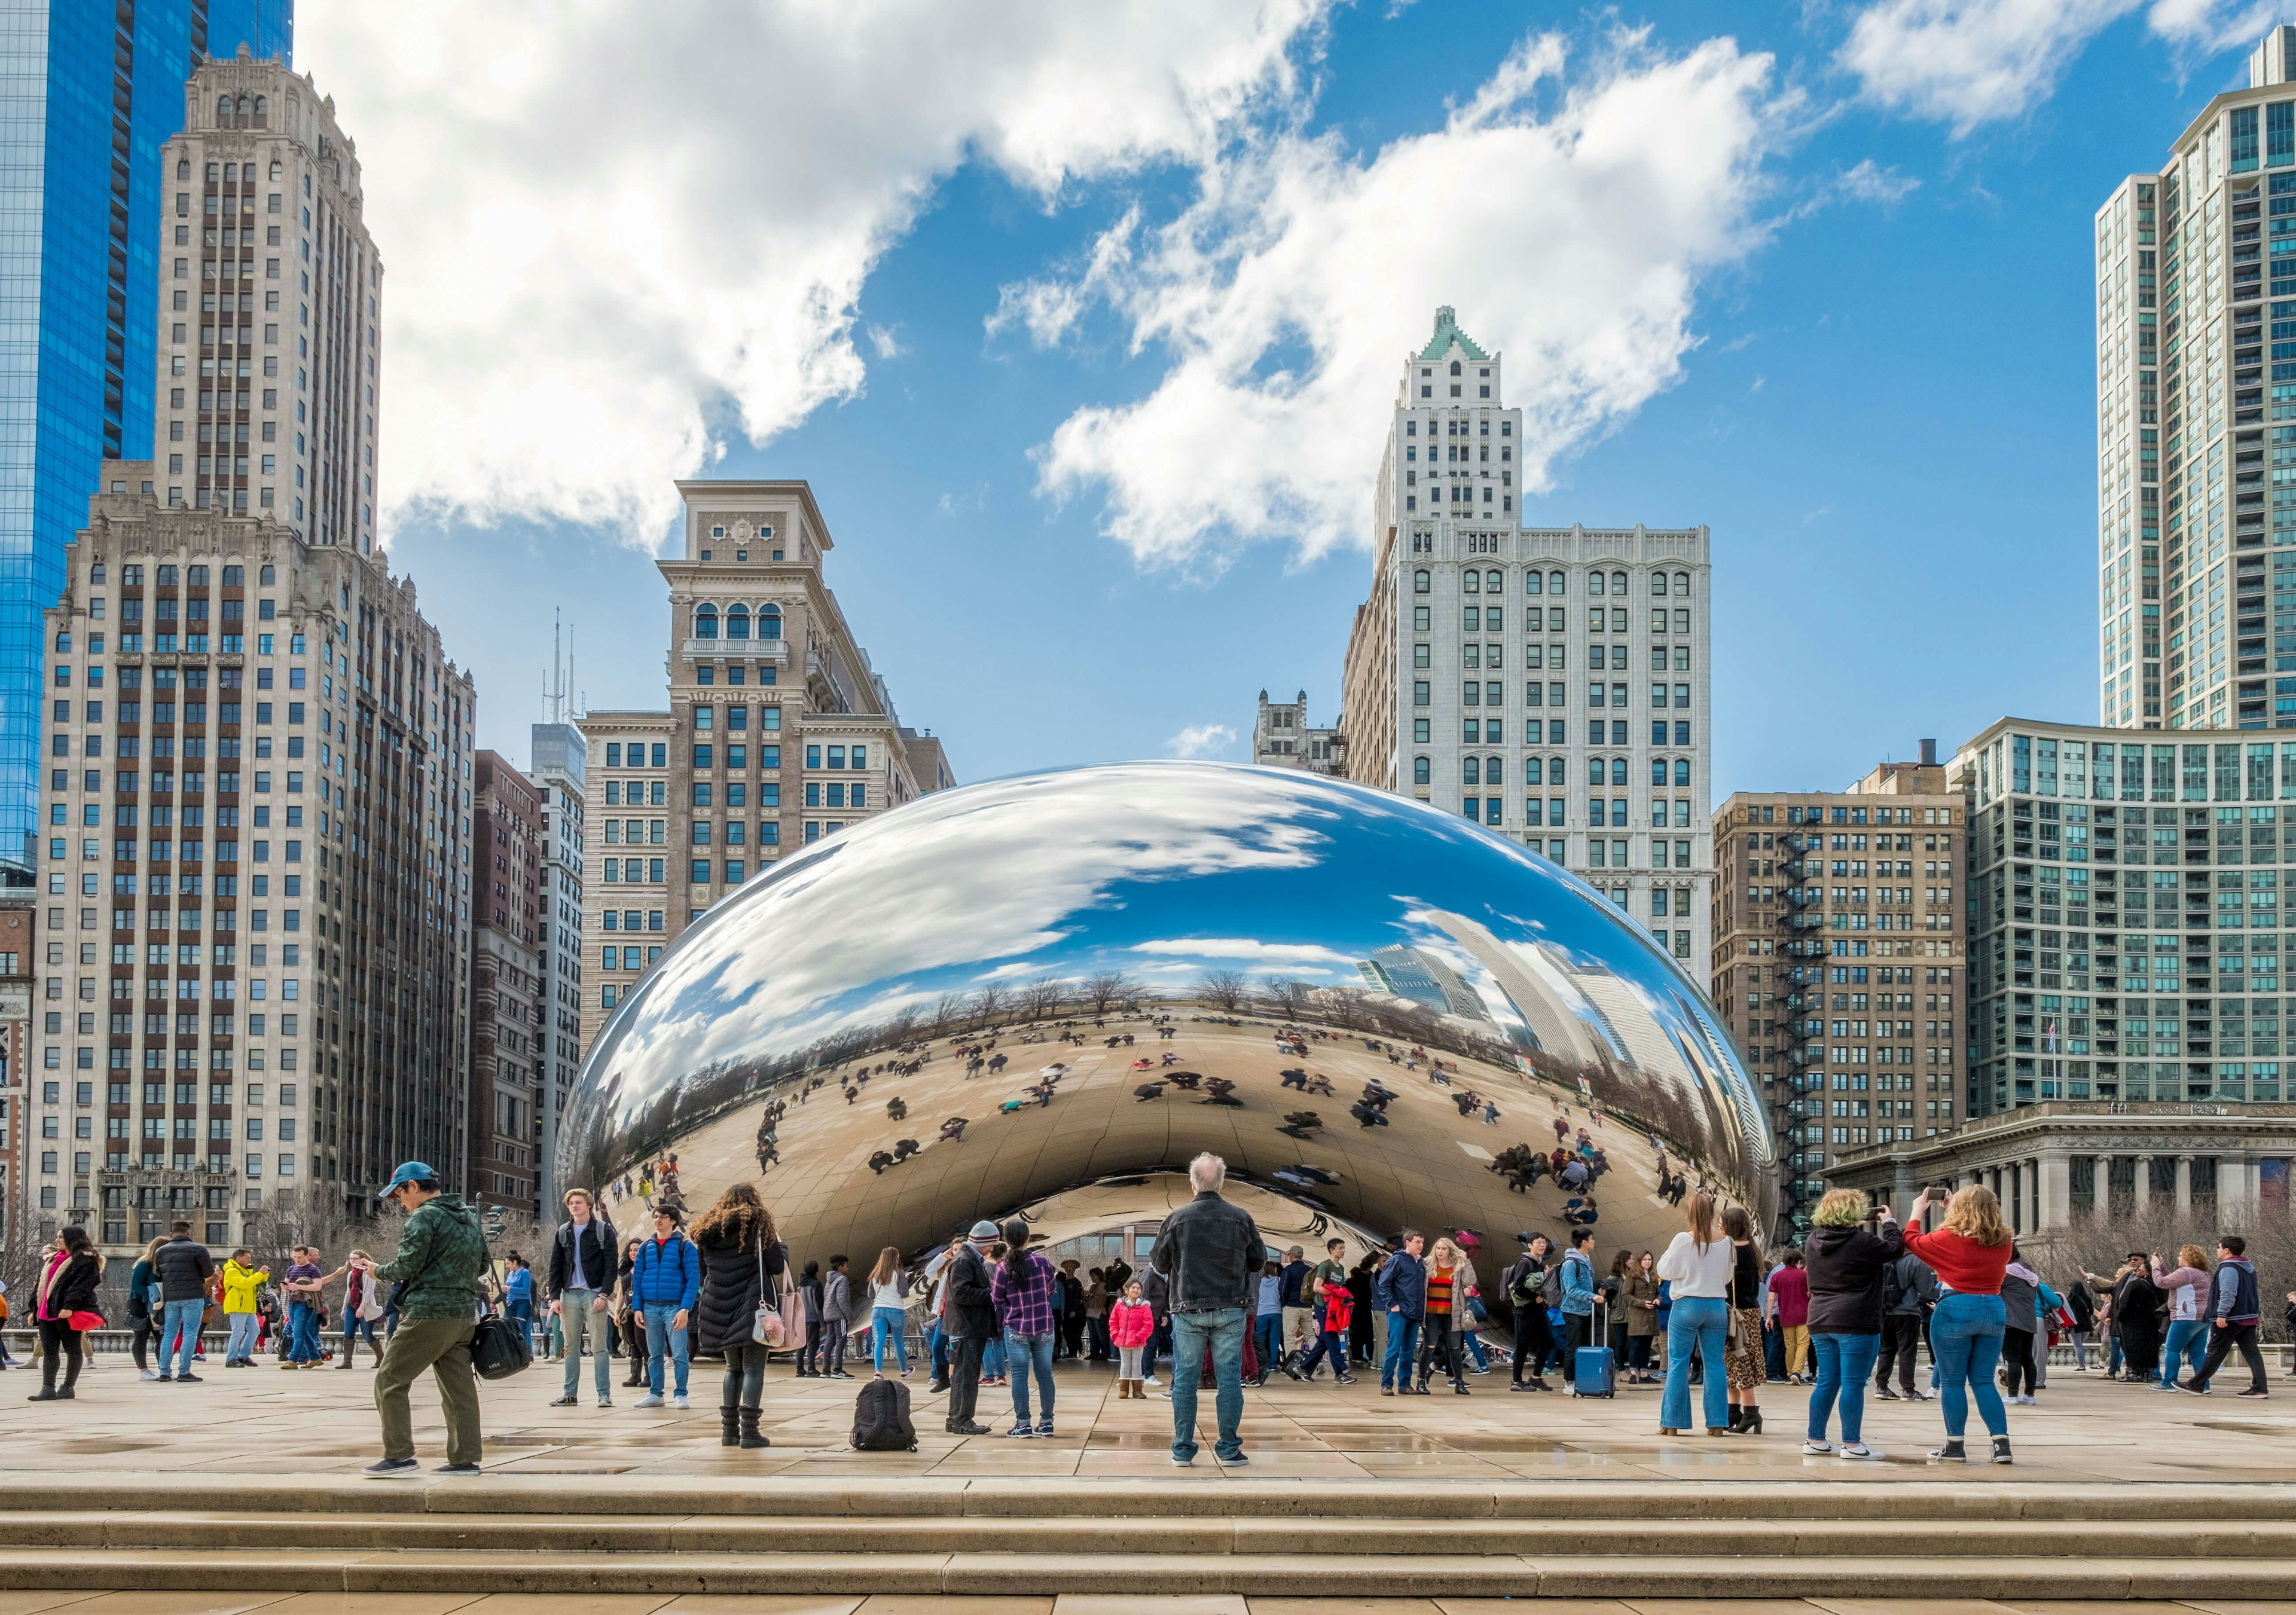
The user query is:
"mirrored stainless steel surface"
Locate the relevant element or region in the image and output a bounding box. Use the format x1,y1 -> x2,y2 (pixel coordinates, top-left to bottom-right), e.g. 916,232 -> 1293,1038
560,762 -> 1772,1283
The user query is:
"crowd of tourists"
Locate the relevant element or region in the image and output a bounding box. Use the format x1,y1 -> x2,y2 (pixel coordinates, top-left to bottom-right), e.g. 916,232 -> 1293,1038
7,1149 -> 2284,1475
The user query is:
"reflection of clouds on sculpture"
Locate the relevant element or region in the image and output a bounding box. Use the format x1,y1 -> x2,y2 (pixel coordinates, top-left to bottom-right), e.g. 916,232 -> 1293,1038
561,761 -> 1773,1260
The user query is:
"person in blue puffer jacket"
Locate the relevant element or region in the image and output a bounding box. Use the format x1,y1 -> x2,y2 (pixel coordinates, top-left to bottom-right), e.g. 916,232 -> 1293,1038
631,1205 -> 702,1408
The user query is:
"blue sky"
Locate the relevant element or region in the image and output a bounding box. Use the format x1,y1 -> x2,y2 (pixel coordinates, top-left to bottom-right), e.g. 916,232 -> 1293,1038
303,0 -> 2278,797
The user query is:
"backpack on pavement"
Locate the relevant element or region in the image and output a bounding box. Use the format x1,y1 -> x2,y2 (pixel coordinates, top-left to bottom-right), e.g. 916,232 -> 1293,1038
851,1376 -> 918,1451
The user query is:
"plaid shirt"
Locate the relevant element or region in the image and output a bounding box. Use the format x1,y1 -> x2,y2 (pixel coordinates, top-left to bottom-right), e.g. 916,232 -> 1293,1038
989,1250 -> 1059,1337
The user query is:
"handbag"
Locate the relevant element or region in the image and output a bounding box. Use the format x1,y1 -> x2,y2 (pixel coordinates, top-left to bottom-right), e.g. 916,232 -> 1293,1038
471,1305 -> 534,1380
752,1241 -> 786,1347
1725,1270 -> 1741,1344
68,1309 -> 105,1332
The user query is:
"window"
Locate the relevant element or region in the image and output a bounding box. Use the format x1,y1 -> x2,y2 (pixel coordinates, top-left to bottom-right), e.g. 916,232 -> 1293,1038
1413,570 -> 1430,594
1413,757 -> 1430,785
694,605 -> 718,639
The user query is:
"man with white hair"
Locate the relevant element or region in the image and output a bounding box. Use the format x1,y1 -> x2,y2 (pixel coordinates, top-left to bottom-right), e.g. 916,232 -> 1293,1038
1149,1152 -> 1265,1467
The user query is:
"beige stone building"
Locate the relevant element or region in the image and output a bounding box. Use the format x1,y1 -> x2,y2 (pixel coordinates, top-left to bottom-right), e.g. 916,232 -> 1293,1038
1709,745 -> 1967,1237
1251,689 -> 1343,774
19,54 -> 481,1257
576,481 -> 955,1058
160,52 -> 380,554
1337,309 -> 1716,978
1828,1100 -> 2296,1235
32,478 -> 476,1255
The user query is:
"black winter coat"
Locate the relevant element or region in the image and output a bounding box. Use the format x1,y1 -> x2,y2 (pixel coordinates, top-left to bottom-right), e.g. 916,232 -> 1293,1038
547,1216 -> 619,1301
1802,1220 -> 1906,1335
41,1252 -> 103,1320
945,1244 -> 997,1340
152,1235 -> 214,1303
692,1222 -> 785,1355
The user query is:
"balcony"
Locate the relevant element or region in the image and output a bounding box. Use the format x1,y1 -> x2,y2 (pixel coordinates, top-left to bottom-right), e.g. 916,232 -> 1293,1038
683,637 -> 789,663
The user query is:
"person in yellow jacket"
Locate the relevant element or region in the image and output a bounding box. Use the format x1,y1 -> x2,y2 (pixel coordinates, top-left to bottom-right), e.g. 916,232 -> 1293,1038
220,1250 -> 269,1367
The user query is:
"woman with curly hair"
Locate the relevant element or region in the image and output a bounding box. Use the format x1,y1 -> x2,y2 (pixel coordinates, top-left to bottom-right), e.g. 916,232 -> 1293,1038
1903,1183 -> 2014,1464
690,1182 -> 786,1450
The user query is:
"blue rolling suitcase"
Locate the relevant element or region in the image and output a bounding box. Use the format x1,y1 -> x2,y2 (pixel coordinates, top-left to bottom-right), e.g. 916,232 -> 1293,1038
1572,1299 -> 1615,1397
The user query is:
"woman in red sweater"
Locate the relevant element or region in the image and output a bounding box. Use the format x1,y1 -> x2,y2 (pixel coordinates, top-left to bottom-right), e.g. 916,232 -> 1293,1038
1903,1183 -> 2014,1465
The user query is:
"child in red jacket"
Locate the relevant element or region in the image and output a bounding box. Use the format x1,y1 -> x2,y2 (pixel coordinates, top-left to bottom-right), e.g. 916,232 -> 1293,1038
1299,1272 -> 1357,1384
1108,1280 -> 1157,1399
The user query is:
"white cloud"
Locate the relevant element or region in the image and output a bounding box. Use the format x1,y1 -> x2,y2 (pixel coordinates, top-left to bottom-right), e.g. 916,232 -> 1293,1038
1832,158 -> 1921,206
1129,938 -> 1354,963
866,323 -> 906,361
1167,722 -> 1236,758
1839,0 -> 2268,135
298,0 -> 1333,544
1009,30 -> 1786,571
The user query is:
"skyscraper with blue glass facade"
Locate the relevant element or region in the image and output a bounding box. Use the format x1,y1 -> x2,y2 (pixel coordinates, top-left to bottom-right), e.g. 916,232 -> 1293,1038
0,0 -> 290,868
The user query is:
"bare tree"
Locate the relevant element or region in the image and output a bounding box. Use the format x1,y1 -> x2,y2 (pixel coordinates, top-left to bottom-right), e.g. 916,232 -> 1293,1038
968,983 -> 1011,1027
245,1183 -> 376,1272
1082,971 -> 1138,1016
1259,977 -> 1311,1022
1019,975 -> 1068,1022
1195,969 -> 1248,1013
932,992 -> 969,1036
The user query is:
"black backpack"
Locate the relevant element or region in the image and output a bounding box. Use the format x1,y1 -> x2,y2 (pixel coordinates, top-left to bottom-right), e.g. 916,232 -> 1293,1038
471,1306 -> 534,1381
851,1376 -> 917,1451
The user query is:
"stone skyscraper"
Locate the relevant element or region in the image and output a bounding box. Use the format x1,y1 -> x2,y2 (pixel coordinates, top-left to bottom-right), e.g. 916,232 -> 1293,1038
25,55 -> 474,1256
1341,307 -> 1715,979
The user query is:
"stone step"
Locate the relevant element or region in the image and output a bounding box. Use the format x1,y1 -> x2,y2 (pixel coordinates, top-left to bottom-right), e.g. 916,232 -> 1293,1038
1,1509 -> 2292,1560
3,1473 -> 2291,1522
0,1546 -> 2289,1599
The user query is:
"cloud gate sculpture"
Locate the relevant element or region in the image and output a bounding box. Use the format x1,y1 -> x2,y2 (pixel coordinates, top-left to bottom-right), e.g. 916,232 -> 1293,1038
558,762 -> 1773,1301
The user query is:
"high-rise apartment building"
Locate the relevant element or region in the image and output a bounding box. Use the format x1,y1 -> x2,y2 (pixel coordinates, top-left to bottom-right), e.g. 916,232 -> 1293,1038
1251,688 -> 1343,774
0,3 -> 294,869
1961,716 -> 2296,1117
529,719 -> 584,1210
0,889 -> 32,1244
23,54 -> 474,1257
470,751 -> 541,1215
1340,307 -> 1715,978
576,480 -> 955,1058
2093,26 -> 2296,733
1709,747 -> 1967,1235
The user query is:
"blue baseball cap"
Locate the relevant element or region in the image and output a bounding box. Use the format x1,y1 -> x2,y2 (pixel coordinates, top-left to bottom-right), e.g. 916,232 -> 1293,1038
378,1161 -> 437,1198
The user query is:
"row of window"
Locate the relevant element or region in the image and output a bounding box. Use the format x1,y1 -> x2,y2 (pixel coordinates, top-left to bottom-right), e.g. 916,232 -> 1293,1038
40,1150 -> 295,1179
1412,643 -> 1693,672
1434,756 -> 1694,787
1426,719 -> 1694,747
1413,568 -> 1693,598
690,605 -> 783,640
1415,680 -> 1696,709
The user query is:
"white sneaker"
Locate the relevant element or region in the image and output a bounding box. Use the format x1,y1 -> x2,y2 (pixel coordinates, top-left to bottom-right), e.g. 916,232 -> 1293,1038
1837,1443 -> 1883,1460
671,1394 -> 689,1409
1142,1375 -> 1159,1387
633,1393 -> 665,1408
140,1369 -> 159,1382
1802,1439 -> 1833,1455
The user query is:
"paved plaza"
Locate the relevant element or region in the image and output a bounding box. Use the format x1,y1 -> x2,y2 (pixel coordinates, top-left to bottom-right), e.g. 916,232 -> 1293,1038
0,1346 -> 2286,1483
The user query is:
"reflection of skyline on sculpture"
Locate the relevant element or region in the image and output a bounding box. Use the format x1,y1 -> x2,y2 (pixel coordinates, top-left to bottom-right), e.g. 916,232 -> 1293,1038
560,762 -> 1773,1272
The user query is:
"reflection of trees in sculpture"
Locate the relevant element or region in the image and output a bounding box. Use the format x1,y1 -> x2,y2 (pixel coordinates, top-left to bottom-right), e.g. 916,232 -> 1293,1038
1082,972 -> 1138,1016
969,983 -> 1012,1024
1258,977 -> 1314,1021
1018,975 -> 1068,1021
1195,969 -> 1248,1012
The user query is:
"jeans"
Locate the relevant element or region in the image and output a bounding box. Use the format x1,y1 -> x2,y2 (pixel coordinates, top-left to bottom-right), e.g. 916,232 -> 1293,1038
1300,1327 -> 1348,1378
505,1299 -> 533,1350
1169,1307 -> 1246,1463
2069,1327 -> 2092,1370
1004,1330 -> 1055,1427
559,1289 -> 613,1399
1463,1330 -> 1489,1370
2161,1318 -> 2208,1387
642,1308 -> 691,1396
226,1311 -> 260,1363
983,1336 -> 1005,1379
1252,1312 -> 1283,1375
288,1302 -> 324,1363
1928,1291 -> 2007,1439
929,1318 -> 950,1381
1808,1330 -> 1882,1444
872,1306 -> 910,1373
1380,1313 -> 1422,1390
1660,1296 -> 1729,1430
161,1298 -> 205,1376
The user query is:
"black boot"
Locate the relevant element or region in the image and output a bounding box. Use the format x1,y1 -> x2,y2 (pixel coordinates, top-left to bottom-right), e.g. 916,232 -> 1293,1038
720,1406 -> 740,1447
738,1407 -> 770,1449
1727,1405 -> 1745,1431
1739,1406 -> 1763,1435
